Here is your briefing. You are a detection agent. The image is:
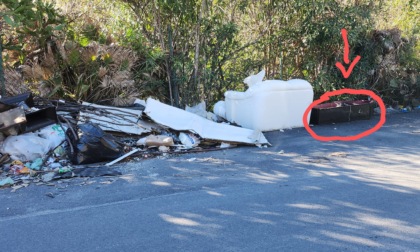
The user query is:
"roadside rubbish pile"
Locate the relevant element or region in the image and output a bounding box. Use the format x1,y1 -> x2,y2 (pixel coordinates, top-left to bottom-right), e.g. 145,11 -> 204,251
4,69 -> 414,192
0,92 -> 269,190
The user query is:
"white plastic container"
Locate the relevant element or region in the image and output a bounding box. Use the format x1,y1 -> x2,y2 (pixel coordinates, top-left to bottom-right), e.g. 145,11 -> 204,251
224,79 -> 313,131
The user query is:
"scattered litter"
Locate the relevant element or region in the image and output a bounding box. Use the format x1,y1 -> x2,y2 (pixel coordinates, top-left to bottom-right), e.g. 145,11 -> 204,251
11,183 -> 29,193
144,135 -> 174,147
385,107 -> 399,114
53,167 -> 122,179
136,137 -> 147,146
105,149 -> 140,166
0,177 -> 15,187
9,160 -> 27,175
329,152 -> 348,158
49,163 -> 62,169
158,146 -> 170,153
18,167 -> 31,174
186,101 -> 219,122
80,180 -> 96,186
179,132 -> 200,148
26,158 -> 43,170
0,93 -> 273,192
45,192 -> 55,198
186,101 -> 207,118
54,146 -> 66,157
220,142 -> 233,148
58,167 -> 72,173
37,124 -> 66,148
42,173 -> 55,182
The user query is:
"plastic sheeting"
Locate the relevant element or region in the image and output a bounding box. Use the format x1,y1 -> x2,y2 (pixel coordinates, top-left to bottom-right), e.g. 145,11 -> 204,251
144,98 -> 269,145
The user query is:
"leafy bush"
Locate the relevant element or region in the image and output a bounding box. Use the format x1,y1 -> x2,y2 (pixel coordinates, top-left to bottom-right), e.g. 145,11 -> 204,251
1,0 -> 418,108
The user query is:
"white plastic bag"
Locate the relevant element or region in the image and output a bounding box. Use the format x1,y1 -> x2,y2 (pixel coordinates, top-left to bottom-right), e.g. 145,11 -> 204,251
37,124 -> 66,150
1,133 -> 51,161
185,101 -> 207,118
0,124 -> 66,161
213,101 -> 226,119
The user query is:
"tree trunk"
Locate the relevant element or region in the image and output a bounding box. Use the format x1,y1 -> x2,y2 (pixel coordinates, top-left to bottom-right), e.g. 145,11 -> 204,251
0,40 -> 5,97
155,12 -> 172,105
167,25 -> 180,107
193,0 -> 205,102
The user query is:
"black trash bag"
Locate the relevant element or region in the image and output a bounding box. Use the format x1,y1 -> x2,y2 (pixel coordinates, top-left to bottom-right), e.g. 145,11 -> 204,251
66,123 -> 124,164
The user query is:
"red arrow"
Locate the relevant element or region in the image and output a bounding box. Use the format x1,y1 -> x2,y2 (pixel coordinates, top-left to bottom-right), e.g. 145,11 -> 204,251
335,28 -> 361,78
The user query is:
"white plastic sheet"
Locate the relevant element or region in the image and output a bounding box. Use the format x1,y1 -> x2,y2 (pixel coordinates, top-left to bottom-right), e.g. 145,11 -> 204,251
144,98 -> 269,145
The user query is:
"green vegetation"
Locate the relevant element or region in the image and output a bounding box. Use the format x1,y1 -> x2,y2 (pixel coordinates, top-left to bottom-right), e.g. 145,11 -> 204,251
1,0 -> 418,108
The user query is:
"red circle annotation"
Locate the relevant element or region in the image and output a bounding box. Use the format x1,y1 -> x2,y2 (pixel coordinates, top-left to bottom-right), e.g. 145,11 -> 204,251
302,89 -> 386,141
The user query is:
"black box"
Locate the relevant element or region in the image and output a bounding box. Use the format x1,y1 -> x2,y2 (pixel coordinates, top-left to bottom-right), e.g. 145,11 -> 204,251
0,92 -> 57,134
310,100 -> 374,124
24,106 -> 58,133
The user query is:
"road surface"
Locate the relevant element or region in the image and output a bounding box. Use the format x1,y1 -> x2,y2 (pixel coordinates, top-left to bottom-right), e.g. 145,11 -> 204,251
1,112 -> 419,251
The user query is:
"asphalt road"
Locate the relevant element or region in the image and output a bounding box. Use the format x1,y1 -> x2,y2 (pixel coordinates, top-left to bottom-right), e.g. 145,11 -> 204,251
1,112 -> 419,252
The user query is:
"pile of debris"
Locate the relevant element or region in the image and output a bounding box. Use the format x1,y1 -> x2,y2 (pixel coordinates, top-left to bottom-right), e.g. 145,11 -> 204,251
0,93 -> 269,190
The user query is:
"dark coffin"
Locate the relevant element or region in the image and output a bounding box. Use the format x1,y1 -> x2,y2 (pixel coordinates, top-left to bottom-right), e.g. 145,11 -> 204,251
310,100 -> 374,124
